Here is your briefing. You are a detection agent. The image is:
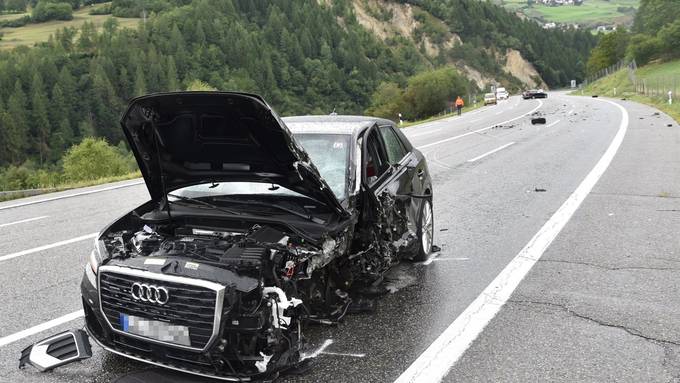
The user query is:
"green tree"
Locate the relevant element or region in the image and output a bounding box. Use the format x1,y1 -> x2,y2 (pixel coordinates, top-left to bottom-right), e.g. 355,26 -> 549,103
166,55 -> 179,91
62,137 -> 130,181
365,82 -> 404,120
133,63 -> 146,97
7,80 -> 29,164
31,73 -> 51,165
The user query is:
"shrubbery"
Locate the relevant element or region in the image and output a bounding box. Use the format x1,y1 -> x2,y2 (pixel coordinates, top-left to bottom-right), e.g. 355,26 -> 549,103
366,67 -> 476,121
31,1 -> 73,22
62,137 -> 133,181
0,138 -> 137,191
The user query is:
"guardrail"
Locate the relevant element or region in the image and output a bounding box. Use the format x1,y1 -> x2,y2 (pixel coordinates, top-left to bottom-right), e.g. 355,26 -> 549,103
0,188 -> 60,199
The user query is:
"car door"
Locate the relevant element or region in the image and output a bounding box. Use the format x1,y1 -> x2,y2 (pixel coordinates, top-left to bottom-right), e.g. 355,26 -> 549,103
360,124 -> 414,260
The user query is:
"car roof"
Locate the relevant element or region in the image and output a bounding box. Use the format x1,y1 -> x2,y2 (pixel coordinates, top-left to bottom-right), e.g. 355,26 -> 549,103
282,115 -> 394,135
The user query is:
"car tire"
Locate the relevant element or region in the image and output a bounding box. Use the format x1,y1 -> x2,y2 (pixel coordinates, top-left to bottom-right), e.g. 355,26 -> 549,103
412,199 -> 434,262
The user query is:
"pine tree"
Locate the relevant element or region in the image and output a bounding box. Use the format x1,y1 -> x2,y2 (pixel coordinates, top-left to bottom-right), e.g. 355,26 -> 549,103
134,63 -> 147,97
7,80 -> 28,164
31,73 -> 51,165
166,56 -> 179,91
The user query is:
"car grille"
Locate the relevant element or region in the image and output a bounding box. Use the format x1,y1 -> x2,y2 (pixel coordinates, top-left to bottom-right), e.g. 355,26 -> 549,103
98,267 -> 223,351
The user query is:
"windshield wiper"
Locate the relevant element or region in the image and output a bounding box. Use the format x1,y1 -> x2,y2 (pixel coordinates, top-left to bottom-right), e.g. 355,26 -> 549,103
167,193 -> 241,216
213,196 -> 325,224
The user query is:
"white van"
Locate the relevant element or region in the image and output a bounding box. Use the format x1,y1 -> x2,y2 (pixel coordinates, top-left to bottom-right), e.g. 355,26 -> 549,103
496,87 -> 509,100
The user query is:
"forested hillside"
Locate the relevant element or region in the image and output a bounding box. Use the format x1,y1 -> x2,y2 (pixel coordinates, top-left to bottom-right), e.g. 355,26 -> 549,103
0,0 -> 597,190
586,0 -> 680,74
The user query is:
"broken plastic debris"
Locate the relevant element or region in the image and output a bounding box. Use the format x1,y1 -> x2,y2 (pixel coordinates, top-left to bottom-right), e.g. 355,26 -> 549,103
531,118 -> 546,125
255,352 -> 273,373
534,188 -> 547,192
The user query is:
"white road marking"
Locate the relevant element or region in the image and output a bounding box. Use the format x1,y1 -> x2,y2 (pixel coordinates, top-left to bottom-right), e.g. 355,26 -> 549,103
566,109 -> 574,115
393,98 -> 629,383
468,118 -> 481,123
321,351 -> 366,358
546,120 -> 561,128
467,142 -> 516,163
410,128 -> 442,137
301,339 -> 334,361
0,215 -> 49,228
417,100 -> 543,150
434,257 -> 470,262
0,310 -> 84,347
0,180 -> 144,211
0,233 -> 98,262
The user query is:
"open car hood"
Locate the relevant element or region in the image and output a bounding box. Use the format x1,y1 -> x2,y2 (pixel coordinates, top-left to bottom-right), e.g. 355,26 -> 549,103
121,92 -> 346,215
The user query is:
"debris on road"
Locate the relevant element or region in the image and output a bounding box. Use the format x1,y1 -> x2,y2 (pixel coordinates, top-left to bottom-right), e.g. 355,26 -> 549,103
668,124 -> 673,127
531,118 -> 547,125
534,188 -> 547,192
592,95 -> 599,98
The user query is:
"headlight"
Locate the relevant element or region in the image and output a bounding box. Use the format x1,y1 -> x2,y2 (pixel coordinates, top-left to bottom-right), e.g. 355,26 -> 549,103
88,238 -> 106,274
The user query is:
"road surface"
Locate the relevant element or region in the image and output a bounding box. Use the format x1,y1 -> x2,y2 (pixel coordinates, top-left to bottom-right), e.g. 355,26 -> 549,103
1,93 -> 678,383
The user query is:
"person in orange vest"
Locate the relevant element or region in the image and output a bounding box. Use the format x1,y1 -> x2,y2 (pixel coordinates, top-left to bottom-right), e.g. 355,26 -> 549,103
455,96 -> 464,116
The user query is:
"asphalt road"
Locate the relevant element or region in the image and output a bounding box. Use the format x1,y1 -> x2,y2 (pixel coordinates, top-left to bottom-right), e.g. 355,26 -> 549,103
1,93 -> 677,383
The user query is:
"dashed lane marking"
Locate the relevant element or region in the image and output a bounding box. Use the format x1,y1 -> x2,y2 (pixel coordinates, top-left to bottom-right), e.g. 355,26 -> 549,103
0,216 -> 48,228
0,233 -> 98,262
0,310 -> 84,347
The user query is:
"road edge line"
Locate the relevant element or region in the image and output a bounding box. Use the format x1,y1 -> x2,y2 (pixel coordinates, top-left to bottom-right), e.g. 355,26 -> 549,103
394,98 -> 629,383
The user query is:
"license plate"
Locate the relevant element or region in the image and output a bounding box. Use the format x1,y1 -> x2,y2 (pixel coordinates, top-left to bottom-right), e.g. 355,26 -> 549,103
119,313 -> 191,346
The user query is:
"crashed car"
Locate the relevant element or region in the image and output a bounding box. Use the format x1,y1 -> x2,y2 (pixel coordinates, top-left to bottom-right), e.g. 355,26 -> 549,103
522,89 -> 548,99
20,92 -> 434,381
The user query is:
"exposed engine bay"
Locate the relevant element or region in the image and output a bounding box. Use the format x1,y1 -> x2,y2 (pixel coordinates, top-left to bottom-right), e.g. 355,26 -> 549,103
94,219 -> 354,378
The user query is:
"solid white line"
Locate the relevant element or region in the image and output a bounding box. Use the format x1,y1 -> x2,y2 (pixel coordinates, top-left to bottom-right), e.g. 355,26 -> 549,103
0,233 -> 98,262
393,98 -> 628,383
0,215 -> 49,228
546,120 -> 561,128
0,310 -> 84,347
417,100 -> 543,150
0,180 -> 144,211
410,128 -> 442,137
467,142 -> 515,163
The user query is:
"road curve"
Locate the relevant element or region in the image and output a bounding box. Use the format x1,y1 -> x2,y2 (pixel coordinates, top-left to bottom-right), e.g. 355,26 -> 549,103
1,93 -> 677,383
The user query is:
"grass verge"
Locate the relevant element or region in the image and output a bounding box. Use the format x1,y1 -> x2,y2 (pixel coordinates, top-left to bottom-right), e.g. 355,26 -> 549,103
574,62 -> 680,123
0,171 -> 141,202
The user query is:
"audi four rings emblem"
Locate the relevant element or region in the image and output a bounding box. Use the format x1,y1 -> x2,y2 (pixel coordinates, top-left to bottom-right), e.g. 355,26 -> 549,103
131,282 -> 170,305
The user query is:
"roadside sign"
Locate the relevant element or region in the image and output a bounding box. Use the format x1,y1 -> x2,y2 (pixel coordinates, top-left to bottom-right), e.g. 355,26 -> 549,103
570,80 -> 577,88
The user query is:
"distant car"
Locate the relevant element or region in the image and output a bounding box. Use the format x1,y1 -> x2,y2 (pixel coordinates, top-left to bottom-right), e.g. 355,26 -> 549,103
523,89 -> 548,99
19,92 -> 436,382
495,87 -> 509,100
484,93 -> 497,105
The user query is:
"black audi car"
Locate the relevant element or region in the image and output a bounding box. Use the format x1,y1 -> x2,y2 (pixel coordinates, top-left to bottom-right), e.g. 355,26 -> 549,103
522,89 -> 548,99
20,92 -> 435,381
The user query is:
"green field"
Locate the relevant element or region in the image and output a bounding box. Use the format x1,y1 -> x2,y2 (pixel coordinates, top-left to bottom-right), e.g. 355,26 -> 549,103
577,60 -> 680,122
494,0 -> 639,28
0,4 -> 139,50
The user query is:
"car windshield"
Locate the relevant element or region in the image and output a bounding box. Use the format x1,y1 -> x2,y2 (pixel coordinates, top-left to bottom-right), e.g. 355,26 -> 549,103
294,133 -> 351,200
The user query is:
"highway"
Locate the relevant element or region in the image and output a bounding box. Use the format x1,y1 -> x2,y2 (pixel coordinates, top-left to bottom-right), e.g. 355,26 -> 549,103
1,93 -> 678,383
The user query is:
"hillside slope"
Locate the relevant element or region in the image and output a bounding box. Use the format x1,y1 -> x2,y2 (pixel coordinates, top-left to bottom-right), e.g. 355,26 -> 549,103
0,0 -> 595,172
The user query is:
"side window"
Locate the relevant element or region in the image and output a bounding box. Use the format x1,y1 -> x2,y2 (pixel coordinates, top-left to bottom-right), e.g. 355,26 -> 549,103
379,125 -> 407,165
365,130 -> 389,185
